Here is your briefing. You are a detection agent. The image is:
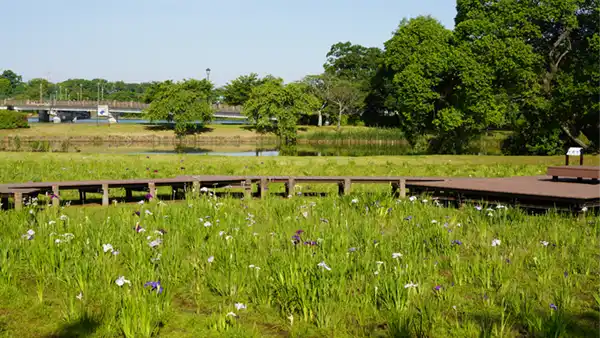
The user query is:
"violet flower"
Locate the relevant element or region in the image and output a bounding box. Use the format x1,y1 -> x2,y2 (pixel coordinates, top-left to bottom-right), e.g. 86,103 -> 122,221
550,303 -> 557,310
144,281 -> 163,294
145,193 -> 153,200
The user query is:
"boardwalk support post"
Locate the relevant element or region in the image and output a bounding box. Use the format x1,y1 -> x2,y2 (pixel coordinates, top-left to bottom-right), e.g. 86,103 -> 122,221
259,178 -> 268,199
243,179 -> 252,199
148,182 -> 156,200
52,185 -> 60,208
102,184 -> 109,206
285,178 -> 296,197
125,189 -> 133,201
14,191 -> 23,210
391,179 -> 406,198
338,178 -> 351,196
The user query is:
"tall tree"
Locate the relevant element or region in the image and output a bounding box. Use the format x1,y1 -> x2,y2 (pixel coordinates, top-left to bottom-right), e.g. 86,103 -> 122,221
378,16 -> 503,153
324,42 -> 382,85
222,73 -> 265,106
144,79 -> 214,136
454,0 -> 599,154
0,70 -> 22,93
244,79 -> 318,144
328,78 -> 364,130
302,74 -> 333,127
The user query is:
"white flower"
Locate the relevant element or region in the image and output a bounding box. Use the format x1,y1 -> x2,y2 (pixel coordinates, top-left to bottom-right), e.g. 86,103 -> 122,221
48,220 -> 56,225
404,282 -> 418,289
148,238 -> 162,248
581,206 -> 588,212
540,240 -> 549,246
491,239 -> 501,247
55,239 -> 62,244
27,229 -> 35,236
219,231 -> 226,237
203,221 -> 212,227
301,211 -> 308,218
317,261 -> 331,271
76,292 -> 83,300
225,235 -> 233,241
392,252 -> 403,259
475,205 -> 483,211
115,276 -> 131,286
496,205 -> 506,209
409,196 -> 417,202
59,215 -> 68,221
207,256 -> 214,263
103,243 -> 114,253
112,250 -> 120,255
351,198 -> 359,204
226,312 -> 237,317
145,210 -> 153,215
234,303 -> 246,311
376,261 -> 384,265
421,199 -> 428,203
200,187 -> 209,192
431,220 -> 437,224
374,271 -> 379,275
138,200 -> 145,205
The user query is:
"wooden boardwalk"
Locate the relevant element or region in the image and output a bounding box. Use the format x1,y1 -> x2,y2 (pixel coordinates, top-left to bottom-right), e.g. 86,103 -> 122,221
1,169 -> 598,211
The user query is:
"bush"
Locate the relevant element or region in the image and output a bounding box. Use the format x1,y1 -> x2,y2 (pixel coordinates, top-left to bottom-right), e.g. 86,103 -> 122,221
0,110 -> 29,129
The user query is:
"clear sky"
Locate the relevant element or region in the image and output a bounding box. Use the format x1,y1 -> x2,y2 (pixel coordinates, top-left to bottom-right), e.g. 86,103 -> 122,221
1,0 -> 456,86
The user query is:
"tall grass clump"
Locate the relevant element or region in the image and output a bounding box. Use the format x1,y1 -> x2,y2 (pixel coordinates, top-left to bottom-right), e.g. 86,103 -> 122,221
301,127 -> 406,142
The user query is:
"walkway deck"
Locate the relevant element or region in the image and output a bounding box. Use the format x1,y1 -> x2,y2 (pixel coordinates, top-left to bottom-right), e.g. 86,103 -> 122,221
1,170 -> 598,211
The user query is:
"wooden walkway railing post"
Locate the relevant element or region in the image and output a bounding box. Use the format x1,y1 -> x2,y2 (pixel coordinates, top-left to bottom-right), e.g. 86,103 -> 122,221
148,182 -> 156,200
243,179 -> 252,199
391,179 -> 406,198
102,184 -> 109,206
285,177 -> 296,197
52,185 -> 60,208
259,178 -> 268,199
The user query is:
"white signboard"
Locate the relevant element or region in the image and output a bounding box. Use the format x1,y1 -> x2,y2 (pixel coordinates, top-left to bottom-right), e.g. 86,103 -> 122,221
566,147 -> 582,156
97,105 -> 109,117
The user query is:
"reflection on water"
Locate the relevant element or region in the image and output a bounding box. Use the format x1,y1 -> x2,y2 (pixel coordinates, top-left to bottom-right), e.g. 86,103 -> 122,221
0,140 -> 419,157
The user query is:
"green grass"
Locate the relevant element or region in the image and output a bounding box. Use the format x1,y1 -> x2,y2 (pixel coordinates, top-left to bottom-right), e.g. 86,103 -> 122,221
0,153 -> 598,337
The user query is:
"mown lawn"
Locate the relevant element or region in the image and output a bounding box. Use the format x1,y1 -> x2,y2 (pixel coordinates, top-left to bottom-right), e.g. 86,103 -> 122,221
0,154 -> 598,337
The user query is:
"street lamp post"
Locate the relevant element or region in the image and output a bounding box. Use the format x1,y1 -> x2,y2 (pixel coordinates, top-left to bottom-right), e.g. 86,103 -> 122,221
206,68 -> 211,81
79,84 -> 83,101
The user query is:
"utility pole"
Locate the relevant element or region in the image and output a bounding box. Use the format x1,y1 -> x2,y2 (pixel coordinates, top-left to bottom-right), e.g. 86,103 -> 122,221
79,84 -> 83,101
39,82 -> 43,103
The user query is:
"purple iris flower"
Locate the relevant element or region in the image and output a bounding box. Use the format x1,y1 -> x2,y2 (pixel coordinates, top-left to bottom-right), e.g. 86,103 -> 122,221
145,193 -> 153,200
563,271 -> 568,278
134,211 -> 141,216
50,193 -> 60,200
550,303 -> 557,310
157,228 -> 167,235
404,216 -> 413,221
295,230 -> 304,235
386,208 -> 393,214
144,281 -> 163,294
451,240 -> 462,245
291,235 -> 301,245
434,285 -> 442,291
348,247 -> 357,252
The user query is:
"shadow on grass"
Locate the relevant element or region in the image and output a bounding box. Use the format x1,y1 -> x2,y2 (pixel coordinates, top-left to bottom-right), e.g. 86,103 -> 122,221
46,315 -> 100,338
466,310 -> 599,338
142,123 -> 214,135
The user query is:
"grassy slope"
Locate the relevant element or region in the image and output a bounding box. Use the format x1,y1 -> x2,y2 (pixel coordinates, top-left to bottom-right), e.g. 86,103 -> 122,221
0,154 -> 598,337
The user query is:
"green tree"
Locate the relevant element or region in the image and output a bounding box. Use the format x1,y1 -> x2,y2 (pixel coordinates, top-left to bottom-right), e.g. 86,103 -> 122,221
378,16 -> 503,153
222,73 -> 265,106
0,70 -> 22,94
302,74 -> 333,127
324,42 -> 382,85
455,0 -> 599,154
328,77 -> 364,130
144,79 -> 214,136
244,80 -> 318,144
0,78 -> 10,99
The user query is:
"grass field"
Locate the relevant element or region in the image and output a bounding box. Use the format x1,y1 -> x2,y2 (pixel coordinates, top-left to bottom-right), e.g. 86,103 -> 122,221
0,154 -> 598,337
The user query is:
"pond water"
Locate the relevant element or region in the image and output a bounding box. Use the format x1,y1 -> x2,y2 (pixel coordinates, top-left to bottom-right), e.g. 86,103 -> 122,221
2,140 -> 419,157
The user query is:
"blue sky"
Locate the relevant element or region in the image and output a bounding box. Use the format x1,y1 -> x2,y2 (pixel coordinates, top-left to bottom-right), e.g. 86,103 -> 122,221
2,0 -> 456,86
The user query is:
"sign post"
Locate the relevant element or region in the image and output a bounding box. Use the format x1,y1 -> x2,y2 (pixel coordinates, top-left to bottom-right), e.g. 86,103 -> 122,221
97,105 -> 109,127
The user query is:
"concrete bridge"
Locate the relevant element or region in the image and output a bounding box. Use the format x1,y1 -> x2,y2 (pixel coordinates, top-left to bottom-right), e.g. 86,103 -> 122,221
0,99 -> 246,120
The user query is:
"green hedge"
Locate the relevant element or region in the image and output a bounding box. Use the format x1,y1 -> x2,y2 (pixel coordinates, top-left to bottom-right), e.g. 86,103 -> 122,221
0,110 -> 29,129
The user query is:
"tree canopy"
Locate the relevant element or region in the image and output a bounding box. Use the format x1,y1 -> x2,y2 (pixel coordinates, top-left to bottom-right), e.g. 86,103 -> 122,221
243,79 -> 318,144
144,79 -> 214,136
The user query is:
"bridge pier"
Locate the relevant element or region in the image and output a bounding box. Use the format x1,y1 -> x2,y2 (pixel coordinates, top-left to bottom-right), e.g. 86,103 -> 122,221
38,110 -> 50,123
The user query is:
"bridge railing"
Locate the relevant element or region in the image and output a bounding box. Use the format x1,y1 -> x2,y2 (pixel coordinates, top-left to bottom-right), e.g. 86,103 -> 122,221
1,99 -> 242,112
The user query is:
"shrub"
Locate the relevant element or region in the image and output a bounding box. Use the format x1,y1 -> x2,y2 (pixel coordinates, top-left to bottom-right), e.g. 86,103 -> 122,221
0,110 -> 29,129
